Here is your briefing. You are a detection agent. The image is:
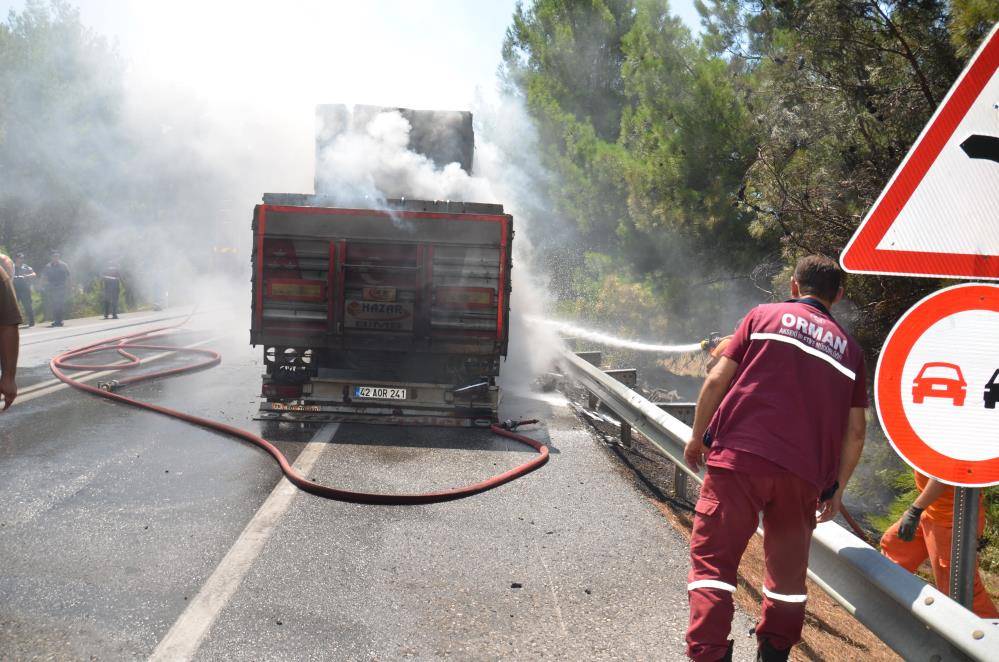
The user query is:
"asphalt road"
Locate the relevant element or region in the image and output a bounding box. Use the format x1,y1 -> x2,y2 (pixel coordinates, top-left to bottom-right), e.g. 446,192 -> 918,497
1,310 -> 757,660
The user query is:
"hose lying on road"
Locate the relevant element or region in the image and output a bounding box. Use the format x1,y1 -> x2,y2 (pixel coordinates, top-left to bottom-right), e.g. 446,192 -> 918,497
50,321 -> 549,505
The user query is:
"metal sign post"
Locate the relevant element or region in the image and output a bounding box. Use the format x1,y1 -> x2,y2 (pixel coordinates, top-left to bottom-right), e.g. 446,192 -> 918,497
950,487 -> 981,609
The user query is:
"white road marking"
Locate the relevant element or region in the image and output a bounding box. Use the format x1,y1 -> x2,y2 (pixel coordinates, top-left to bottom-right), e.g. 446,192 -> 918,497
148,423 -> 339,662
21,310 -> 193,346
16,337 -> 221,404
533,540 -> 569,638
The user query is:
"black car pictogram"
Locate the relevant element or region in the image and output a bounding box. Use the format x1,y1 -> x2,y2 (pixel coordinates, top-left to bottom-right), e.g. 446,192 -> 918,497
985,369 -> 999,410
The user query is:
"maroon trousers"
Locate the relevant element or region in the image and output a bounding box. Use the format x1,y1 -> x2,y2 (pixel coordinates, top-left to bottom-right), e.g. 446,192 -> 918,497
686,466 -> 819,661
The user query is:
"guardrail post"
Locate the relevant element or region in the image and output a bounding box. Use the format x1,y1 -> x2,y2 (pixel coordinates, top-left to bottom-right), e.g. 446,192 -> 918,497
673,465 -> 688,501
587,391 -> 598,410
620,421 -> 632,448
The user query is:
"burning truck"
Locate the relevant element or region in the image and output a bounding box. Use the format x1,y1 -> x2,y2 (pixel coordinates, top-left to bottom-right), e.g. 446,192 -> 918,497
251,105 -> 512,427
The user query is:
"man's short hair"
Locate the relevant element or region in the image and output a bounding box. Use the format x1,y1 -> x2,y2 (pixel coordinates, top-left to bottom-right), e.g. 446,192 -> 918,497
794,255 -> 843,301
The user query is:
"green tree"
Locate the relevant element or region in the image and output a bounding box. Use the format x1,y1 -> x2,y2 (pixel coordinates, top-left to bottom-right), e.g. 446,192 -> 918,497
0,0 -> 127,264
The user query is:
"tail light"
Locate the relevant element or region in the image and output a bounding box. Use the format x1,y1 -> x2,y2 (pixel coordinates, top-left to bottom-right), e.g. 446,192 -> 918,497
436,287 -> 495,309
262,383 -> 303,399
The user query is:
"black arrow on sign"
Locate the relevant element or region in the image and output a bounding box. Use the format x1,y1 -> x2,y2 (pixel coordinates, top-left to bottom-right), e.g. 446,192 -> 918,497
960,134 -> 999,164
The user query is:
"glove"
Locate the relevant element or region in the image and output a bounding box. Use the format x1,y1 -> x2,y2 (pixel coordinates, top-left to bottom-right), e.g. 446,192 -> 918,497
897,506 -> 923,542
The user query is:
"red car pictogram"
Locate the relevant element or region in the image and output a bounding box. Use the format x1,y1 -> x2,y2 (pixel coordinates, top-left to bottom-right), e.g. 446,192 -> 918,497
912,362 -> 967,406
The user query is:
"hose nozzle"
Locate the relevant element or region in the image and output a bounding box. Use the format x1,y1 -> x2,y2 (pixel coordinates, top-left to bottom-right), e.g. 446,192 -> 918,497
700,332 -> 722,352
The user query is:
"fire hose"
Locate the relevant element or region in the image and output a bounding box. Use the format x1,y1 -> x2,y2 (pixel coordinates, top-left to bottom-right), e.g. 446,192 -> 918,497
49,321 -> 549,505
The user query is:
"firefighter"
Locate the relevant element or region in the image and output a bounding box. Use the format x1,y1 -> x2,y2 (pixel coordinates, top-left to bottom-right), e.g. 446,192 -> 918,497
0,264 -> 21,410
880,472 -> 998,618
702,334 -> 733,374
683,255 -> 868,662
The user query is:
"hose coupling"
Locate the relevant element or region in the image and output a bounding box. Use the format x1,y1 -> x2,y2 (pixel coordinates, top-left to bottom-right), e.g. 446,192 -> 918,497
499,418 -> 539,431
98,380 -> 120,392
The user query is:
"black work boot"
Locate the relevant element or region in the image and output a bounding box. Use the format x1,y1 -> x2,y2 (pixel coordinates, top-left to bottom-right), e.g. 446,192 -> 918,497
756,638 -> 791,662
720,639 -> 734,661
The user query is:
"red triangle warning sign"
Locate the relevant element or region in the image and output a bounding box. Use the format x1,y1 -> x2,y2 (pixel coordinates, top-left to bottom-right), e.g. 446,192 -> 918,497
841,23 -> 999,281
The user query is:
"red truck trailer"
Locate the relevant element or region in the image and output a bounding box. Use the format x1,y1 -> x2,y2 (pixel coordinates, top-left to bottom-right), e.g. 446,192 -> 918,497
251,194 -> 513,426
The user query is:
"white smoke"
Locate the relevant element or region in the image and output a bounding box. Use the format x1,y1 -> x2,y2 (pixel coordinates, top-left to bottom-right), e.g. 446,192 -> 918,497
316,109 -> 493,206
313,100 -> 567,388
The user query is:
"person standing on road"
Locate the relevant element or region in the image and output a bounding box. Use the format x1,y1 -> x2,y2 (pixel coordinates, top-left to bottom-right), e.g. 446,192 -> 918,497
101,265 -> 121,319
42,251 -> 70,327
12,254 -> 36,327
683,255 -> 868,662
880,471 -> 998,618
0,264 -> 22,410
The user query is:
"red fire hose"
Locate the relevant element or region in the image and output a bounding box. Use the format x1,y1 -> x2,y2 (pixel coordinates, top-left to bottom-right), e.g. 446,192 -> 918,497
50,322 -> 549,505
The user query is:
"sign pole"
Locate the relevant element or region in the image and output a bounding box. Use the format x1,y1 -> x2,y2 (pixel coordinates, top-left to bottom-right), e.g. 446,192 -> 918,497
949,486 -> 980,609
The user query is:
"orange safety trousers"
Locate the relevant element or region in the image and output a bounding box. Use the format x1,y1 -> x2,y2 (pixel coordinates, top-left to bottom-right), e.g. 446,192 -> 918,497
687,467 -> 819,661
880,513 -> 998,618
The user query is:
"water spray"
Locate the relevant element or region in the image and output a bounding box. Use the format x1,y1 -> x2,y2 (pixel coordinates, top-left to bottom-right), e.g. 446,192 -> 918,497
530,316 -> 704,354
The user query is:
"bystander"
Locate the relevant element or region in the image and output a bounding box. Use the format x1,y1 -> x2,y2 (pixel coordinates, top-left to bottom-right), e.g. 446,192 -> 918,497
0,264 -> 22,410
42,252 -> 70,327
101,265 -> 121,319
12,253 -> 36,327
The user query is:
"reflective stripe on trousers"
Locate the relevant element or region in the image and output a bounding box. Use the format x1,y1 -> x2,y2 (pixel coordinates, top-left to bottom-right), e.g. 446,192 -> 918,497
686,466 -> 818,662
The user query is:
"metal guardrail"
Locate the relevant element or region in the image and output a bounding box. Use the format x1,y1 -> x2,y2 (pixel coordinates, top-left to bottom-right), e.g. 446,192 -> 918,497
558,348 -> 998,662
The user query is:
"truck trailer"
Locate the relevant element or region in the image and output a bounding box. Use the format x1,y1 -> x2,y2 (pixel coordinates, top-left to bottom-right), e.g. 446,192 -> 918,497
251,106 -> 512,426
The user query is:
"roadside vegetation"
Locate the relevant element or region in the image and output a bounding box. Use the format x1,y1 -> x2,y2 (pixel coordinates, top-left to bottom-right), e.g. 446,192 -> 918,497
501,0 -> 999,580
0,1 -> 240,314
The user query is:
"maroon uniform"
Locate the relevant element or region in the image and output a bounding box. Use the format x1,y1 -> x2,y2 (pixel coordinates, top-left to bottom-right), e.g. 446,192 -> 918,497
687,298 -> 867,661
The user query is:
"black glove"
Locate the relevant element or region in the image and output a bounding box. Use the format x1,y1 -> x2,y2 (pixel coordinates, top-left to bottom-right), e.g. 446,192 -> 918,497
898,506 -> 923,542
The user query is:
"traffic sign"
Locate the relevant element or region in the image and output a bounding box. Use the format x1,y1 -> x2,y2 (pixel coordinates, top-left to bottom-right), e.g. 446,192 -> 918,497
876,283 -> 999,486
841,23 -> 999,280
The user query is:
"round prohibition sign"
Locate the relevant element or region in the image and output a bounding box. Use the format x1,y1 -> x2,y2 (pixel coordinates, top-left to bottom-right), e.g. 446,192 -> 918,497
876,283 -> 999,486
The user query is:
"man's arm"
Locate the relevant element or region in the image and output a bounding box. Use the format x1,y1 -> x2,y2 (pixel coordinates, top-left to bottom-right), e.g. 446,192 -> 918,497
0,324 -> 18,410
817,406 -> 866,522
913,477 -> 947,509
684,356 -> 739,471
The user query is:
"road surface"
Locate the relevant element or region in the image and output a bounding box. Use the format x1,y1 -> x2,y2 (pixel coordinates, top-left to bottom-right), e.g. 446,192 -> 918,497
1,309 -> 758,660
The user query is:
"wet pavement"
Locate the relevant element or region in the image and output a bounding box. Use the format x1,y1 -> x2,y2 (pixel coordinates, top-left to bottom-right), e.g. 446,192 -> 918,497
0,312 -> 756,660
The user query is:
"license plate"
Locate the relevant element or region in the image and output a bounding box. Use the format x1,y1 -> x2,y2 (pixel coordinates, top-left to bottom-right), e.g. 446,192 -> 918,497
354,386 -> 407,400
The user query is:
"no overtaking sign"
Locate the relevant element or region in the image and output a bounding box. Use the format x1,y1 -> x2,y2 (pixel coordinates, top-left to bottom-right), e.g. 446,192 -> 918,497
876,284 -> 999,487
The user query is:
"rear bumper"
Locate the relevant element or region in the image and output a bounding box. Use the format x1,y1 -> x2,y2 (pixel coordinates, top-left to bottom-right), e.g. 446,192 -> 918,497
257,377 -> 499,427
